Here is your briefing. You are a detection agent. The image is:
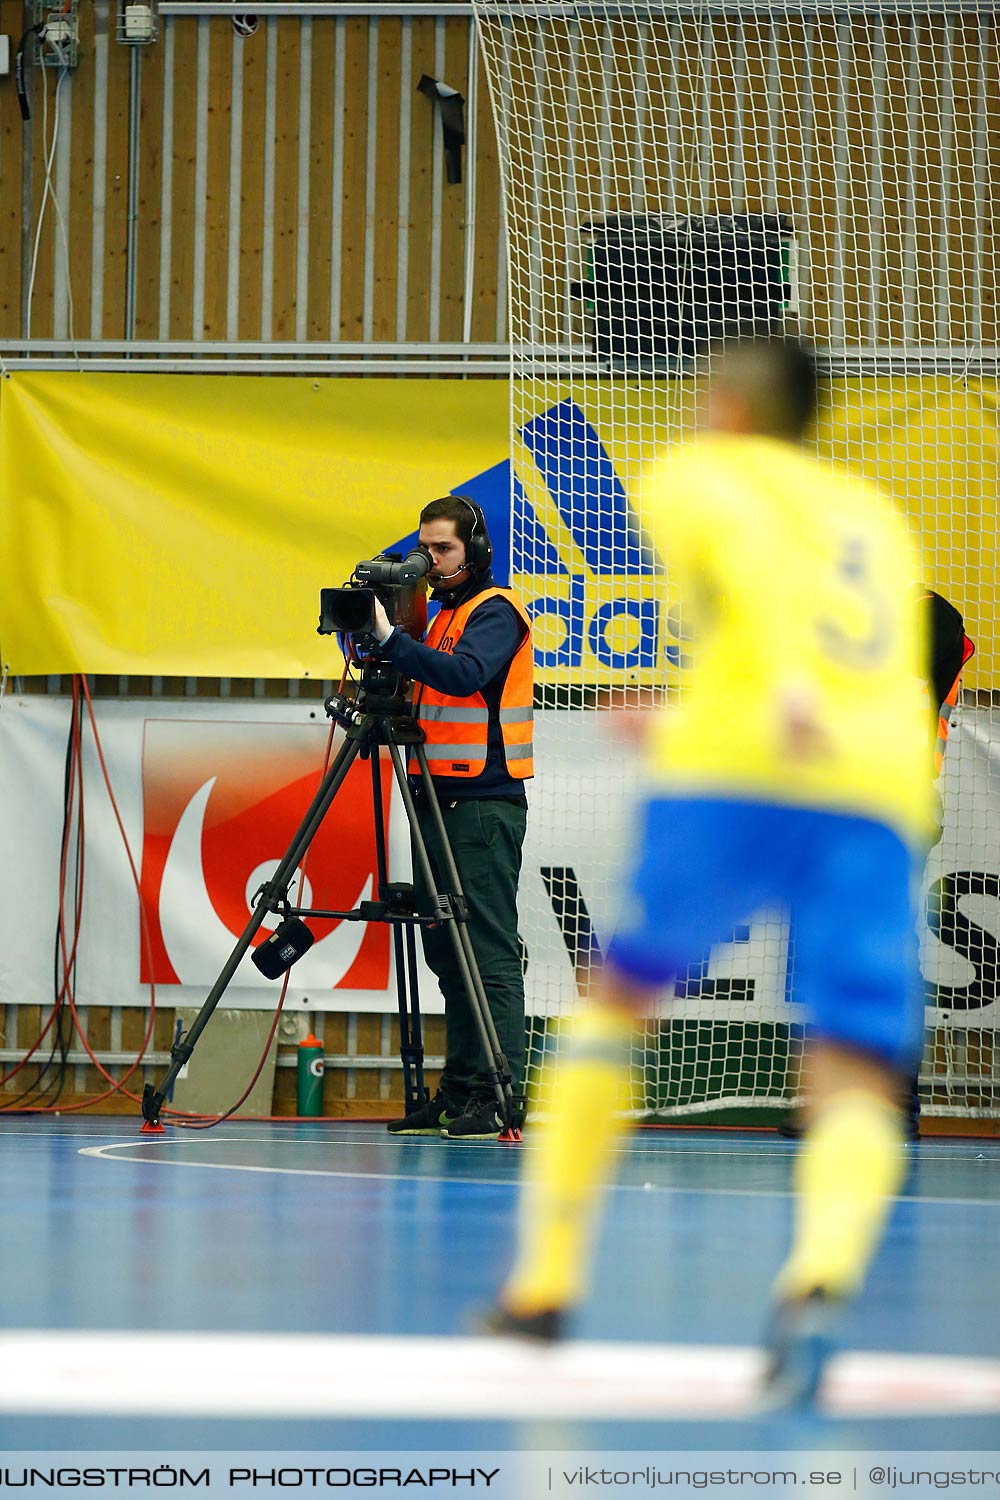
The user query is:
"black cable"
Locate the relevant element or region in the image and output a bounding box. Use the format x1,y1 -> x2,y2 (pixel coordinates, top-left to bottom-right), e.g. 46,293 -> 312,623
44,1003 -> 73,1111
52,705 -> 86,1106
0,697 -> 79,1111
53,683 -> 81,1102
14,24 -> 45,123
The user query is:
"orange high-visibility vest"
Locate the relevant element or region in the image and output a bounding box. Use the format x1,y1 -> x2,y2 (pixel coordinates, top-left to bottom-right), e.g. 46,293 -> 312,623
934,634 -> 975,773
410,587 -> 534,781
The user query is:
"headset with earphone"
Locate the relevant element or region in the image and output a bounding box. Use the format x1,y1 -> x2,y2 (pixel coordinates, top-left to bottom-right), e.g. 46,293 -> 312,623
454,496 -> 493,575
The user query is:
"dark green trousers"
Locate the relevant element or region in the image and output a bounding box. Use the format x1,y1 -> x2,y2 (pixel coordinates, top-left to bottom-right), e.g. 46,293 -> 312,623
412,795 -> 527,1101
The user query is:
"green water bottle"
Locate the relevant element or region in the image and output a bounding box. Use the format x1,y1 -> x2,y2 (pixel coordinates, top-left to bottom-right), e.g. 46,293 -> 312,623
296,1034 -> 325,1117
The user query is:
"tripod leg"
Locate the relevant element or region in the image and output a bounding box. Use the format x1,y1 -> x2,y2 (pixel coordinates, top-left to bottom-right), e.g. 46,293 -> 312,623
384,738 -> 514,1130
142,730 -> 366,1126
370,747 -> 424,1115
409,743 -> 512,1080
404,923 -> 427,1108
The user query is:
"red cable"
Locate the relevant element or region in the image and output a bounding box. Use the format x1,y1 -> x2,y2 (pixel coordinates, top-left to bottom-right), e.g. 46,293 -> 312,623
44,676 -> 158,1110
7,678 -> 156,1113
5,683 -> 338,1121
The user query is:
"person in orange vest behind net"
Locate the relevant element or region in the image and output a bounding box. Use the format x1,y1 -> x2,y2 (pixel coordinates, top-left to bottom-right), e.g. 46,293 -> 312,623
904,585 -> 974,1132
368,495 -> 533,1140
920,587 -> 975,785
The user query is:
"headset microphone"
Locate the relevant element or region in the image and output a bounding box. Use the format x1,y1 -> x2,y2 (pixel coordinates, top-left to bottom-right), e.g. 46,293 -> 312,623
454,497 -> 493,574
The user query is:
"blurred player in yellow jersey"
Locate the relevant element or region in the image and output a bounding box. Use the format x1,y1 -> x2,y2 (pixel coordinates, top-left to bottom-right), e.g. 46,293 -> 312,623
481,337 -> 931,1408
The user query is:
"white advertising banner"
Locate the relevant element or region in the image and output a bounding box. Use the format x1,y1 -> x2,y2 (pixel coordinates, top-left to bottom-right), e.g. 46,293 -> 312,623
0,695 -> 997,1029
922,707 -> 1000,1031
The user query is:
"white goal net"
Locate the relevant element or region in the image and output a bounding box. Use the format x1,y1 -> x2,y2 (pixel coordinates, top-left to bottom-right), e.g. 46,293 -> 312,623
473,0 -> 1000,1119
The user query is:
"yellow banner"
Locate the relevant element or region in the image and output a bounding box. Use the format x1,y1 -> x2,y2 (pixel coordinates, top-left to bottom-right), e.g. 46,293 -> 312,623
512,381 -> 995,690
824,379 -> 999,699
0,373 -> 509,677
510,376 -> 999,690
0,372 -> 996,685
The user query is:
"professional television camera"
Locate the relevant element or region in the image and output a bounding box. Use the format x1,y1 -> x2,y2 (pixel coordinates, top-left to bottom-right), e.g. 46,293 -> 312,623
318,546 -> 431,642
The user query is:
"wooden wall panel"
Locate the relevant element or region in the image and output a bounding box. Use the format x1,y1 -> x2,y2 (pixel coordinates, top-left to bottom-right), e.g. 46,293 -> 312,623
0,11 -> 996,357
371,20 -> 402,341
841,27 -> 875,344
66,5 -> 97,341
437,18 -> 470,343
25,69 -> 56,337
914,24 -> 945,349
982,17 -> 1000,346
83,1006 -> 111,1096
270,17 -> 302,340
881,20 -> 916,346
0,1002 -> 447,1119
703,21 -> 738,222
134,45 -> 166,339
807,20 -> 840,347
306,18 -> 336,340
167,18 -> 198,339
471,50 -> 500,344
641,21 -> 675,219
673,23 -> 708,218
405,17 -> 438,343
777,23 -> 808,234
238,21 -> 267,340
202,19 -> 234,340
99,20 -> 131,338
338,18 -> 369,341
949,19 -> 980,347
487,12 -> 1000,352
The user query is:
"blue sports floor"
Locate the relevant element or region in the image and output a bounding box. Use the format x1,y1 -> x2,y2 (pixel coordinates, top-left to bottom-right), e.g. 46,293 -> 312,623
1,1118 -> 999,1453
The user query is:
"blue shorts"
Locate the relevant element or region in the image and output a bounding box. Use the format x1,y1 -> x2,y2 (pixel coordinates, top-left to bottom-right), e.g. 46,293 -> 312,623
606,797 -> 923,1072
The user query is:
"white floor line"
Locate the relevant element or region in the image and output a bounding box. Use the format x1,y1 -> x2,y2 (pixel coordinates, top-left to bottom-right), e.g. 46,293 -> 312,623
66,1125 -> 1000,1162
76,1138 -> 1000,1208
0,1132 -> 136,1141
11,1121 -> 993,1161
0,1329 -> 998,1422
77,1137 -> 628,1192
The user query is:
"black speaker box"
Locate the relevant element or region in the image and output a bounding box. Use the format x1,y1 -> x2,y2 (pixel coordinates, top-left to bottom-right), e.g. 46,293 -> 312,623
573,213 -> 795,370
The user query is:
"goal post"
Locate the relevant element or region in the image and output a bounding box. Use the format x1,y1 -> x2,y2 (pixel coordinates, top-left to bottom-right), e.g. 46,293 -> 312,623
472,0 -> 1000,1121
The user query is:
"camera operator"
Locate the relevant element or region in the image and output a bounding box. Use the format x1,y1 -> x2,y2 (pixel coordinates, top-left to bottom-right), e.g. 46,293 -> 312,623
363,496 -> 534,1140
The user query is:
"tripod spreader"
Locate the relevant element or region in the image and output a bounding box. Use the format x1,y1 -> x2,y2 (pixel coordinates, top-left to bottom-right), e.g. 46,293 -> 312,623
359,882 -> 417,921
433,892 -> 469,923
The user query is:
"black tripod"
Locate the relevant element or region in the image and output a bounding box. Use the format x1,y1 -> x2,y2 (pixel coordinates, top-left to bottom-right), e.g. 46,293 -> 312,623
140,662 -> 521,1138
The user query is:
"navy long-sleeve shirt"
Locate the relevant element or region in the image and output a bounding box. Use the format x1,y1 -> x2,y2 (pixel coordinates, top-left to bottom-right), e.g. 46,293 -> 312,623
377,573 -> 530,801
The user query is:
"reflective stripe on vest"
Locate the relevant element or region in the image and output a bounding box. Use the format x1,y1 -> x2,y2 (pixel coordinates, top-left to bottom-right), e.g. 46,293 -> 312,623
418,705 -> 490,723
410,586 -> 534,780
934,633 -> 976,774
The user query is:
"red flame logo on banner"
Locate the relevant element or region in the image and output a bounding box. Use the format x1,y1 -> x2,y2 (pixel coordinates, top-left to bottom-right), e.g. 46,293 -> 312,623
139,720 -> 391,989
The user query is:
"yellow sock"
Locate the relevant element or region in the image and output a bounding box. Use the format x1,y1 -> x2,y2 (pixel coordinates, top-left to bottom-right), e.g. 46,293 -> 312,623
774,1090 -> 906,1302
503,1004 -> 634,1313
